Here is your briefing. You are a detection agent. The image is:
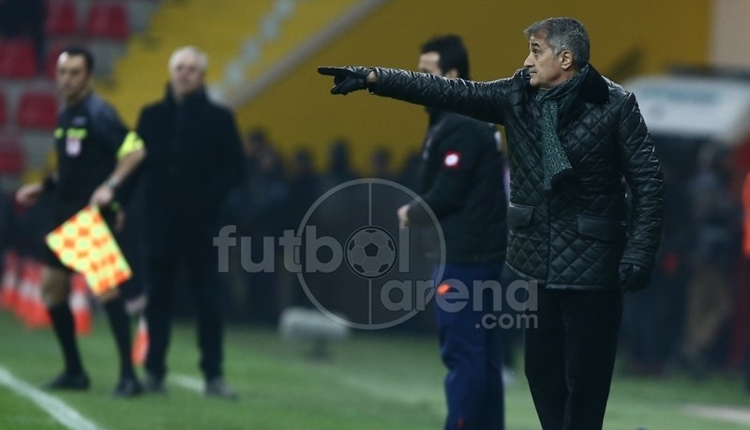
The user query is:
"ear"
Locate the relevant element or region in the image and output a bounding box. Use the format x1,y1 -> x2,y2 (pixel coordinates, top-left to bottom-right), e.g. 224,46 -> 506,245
559,50 -> 574,71
444,69 -> 459,79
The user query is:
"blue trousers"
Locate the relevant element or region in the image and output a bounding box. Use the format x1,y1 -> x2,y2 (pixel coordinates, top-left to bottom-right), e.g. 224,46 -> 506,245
434,263 -> 505,430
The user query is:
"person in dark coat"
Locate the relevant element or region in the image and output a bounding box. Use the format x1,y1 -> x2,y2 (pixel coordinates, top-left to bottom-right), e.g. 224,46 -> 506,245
396,35 -> 508,430
319,17 -> 664,430
135,46 -> 244,398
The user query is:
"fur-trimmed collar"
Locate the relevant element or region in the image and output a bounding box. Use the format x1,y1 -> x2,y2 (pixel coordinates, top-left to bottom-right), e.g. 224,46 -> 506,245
525,65 -> 610,105
578,65 -> 609,105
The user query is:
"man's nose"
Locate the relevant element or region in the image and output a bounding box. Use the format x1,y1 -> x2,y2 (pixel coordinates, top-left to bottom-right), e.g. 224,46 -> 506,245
523,54 -> 533,68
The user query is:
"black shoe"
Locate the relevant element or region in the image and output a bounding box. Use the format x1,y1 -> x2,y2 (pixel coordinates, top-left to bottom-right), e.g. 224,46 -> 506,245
143,373 -> 167,394
112,376 -> 143,398
204,377 -> 239,400
44,372 -> 90,391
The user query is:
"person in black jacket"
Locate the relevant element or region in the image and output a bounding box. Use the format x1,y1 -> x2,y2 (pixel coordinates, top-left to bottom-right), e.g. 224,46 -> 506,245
320,17 -> 664,430
135,46 -> 244,399
395,35 -> 508,430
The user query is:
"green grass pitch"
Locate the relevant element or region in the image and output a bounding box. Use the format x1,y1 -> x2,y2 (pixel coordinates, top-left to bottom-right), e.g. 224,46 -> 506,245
0,311 -> 748,430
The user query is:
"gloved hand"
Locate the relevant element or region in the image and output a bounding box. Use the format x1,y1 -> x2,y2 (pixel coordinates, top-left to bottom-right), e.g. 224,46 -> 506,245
618,263 -> 650,294
317,66 -> 372,95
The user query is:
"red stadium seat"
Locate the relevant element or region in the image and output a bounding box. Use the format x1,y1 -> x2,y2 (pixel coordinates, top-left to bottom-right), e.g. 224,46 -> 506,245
0,133 -> 25,175
0,39 -> 38,78
45,0 -> 79,36
86,2 -> 129,39
0,92 -> 7,126
18,90 -> 58,130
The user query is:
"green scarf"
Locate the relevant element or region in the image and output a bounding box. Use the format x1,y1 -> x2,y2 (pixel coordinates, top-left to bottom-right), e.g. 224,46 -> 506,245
535,64 -> 590,190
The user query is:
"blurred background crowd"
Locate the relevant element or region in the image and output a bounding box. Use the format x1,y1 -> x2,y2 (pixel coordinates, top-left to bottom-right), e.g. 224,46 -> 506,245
1,0 -> 750,388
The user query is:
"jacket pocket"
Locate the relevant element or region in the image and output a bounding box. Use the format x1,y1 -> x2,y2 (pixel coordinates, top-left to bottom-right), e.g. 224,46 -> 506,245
507,203 -> 535,229
577,215 -> 626,242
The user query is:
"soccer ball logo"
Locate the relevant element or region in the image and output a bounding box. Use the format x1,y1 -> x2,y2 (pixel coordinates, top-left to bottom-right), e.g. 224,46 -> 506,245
345,227 -> 397,279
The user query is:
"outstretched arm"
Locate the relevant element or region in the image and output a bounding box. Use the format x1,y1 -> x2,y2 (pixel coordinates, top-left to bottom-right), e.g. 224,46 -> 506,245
370,68 -> 509,125
318,66 -> 518,125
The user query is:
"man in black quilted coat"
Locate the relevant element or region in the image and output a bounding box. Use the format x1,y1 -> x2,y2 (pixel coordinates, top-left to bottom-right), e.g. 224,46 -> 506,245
320,17 -> 663,430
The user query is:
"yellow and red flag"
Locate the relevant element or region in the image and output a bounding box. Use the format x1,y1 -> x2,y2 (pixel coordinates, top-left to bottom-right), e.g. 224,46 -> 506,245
45,205 -> 131,295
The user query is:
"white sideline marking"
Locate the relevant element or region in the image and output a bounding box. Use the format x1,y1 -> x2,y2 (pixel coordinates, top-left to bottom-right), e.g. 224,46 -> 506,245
171,373 -> 203,393
0,365 -> 103,430
684,404 -> 750,426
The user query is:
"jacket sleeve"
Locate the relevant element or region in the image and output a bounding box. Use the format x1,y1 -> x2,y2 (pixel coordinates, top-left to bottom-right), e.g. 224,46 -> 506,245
91,103 -> 145,208
407,119 -> 485,224
371,68 -> 519,125
617,92 -> 664,270
114,108 -> 152,208
91,103 -> 131,153
209,108 -> 245,202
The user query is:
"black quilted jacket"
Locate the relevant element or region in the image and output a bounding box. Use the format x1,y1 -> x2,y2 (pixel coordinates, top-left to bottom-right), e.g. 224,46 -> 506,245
371,66 -> 664,290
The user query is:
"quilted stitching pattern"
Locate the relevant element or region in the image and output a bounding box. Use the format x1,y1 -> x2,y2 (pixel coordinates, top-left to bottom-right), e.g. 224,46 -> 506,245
373,67 -> 664,289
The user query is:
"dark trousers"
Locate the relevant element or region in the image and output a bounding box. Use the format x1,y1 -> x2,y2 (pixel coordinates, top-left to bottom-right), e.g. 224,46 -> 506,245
435,264 -> 505,430
145,253 -> 225,380
524,287 -> 622,430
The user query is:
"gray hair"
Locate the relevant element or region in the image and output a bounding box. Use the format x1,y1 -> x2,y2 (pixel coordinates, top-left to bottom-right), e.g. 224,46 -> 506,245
168,46 -> 208,72
524,17 -> 590,69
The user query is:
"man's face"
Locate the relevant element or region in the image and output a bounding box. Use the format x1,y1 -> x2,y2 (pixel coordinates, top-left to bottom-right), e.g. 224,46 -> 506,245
524,33 -> 566,89
56,53 -> 92,103
418,52 -> 443,76
169,53 -> 204,99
